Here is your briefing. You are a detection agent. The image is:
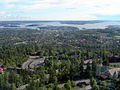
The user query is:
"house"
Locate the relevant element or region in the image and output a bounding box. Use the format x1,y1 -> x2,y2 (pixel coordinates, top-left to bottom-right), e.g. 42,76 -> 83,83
101,68 -> 120,79
108,55 -> 120,62
31,52 -> 38,55
96,65 -> 110,76
0,67 -> 3,74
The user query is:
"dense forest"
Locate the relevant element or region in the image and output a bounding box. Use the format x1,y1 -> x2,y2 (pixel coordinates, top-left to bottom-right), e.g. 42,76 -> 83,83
0,26 -> 120,90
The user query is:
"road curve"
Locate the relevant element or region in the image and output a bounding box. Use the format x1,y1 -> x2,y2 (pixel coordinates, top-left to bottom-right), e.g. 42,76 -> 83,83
22,56 -> 39,70
29,57 -> 45,69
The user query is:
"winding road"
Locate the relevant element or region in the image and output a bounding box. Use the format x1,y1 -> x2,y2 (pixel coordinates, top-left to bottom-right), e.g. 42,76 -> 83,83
29,57 -> 45,69
17,56 -> 45,90
22,56 -> 44,70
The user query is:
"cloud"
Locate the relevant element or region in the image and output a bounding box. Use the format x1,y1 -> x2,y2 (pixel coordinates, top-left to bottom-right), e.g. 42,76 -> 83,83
0,11 -> 32,21
18,0 -> 120,15
0,11 -> 6,15
47,13 -> 97,20
0,14 -> 32,21
0,0 -> 120,20
0,0 -> 20,3
20,3 -> 51,10
5,4 -> 14,9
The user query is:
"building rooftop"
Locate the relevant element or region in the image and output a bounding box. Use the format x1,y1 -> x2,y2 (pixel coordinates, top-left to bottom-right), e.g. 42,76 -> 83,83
0,67 -> 3,72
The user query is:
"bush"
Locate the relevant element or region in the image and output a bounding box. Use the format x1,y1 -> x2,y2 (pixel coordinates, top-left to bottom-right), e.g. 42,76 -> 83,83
71,80 -> 76,87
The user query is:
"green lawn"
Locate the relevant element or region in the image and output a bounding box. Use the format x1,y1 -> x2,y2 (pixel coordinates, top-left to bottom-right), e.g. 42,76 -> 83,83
114,36 -> 120,38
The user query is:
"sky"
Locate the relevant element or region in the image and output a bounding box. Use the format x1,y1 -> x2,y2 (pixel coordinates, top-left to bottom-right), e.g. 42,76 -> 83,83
0,0 -> 120,21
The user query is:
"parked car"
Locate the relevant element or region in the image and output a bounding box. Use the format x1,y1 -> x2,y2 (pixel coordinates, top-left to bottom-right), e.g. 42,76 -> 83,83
77,82 -> 89,86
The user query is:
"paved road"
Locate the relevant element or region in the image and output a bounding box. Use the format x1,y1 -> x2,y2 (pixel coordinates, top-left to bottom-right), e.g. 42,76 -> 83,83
16,56 -> 46,90
17,75 -> 49,90
58,79 -> 91,89
22,56 -> 40,70
20,56 -> 92,90
17,79 -> 40,90
29,57 -> 45,69
17,78 -> 90,90
17,84 -> 29,90
110,62 -> 120,65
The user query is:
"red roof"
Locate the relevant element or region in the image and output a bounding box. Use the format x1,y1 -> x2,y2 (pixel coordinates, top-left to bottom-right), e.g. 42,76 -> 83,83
108,56 -> 120,62
0,67 -> 3,72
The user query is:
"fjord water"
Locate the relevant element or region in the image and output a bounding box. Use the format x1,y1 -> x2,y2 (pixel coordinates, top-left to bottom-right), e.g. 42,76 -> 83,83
0,21 -> 120,30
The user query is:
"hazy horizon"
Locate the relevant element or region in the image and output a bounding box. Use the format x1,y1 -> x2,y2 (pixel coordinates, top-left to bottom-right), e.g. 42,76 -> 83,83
0,19 -> 120,22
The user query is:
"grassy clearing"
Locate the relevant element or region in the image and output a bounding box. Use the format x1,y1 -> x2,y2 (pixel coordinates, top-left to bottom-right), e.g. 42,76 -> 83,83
114,36 -> 120,38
